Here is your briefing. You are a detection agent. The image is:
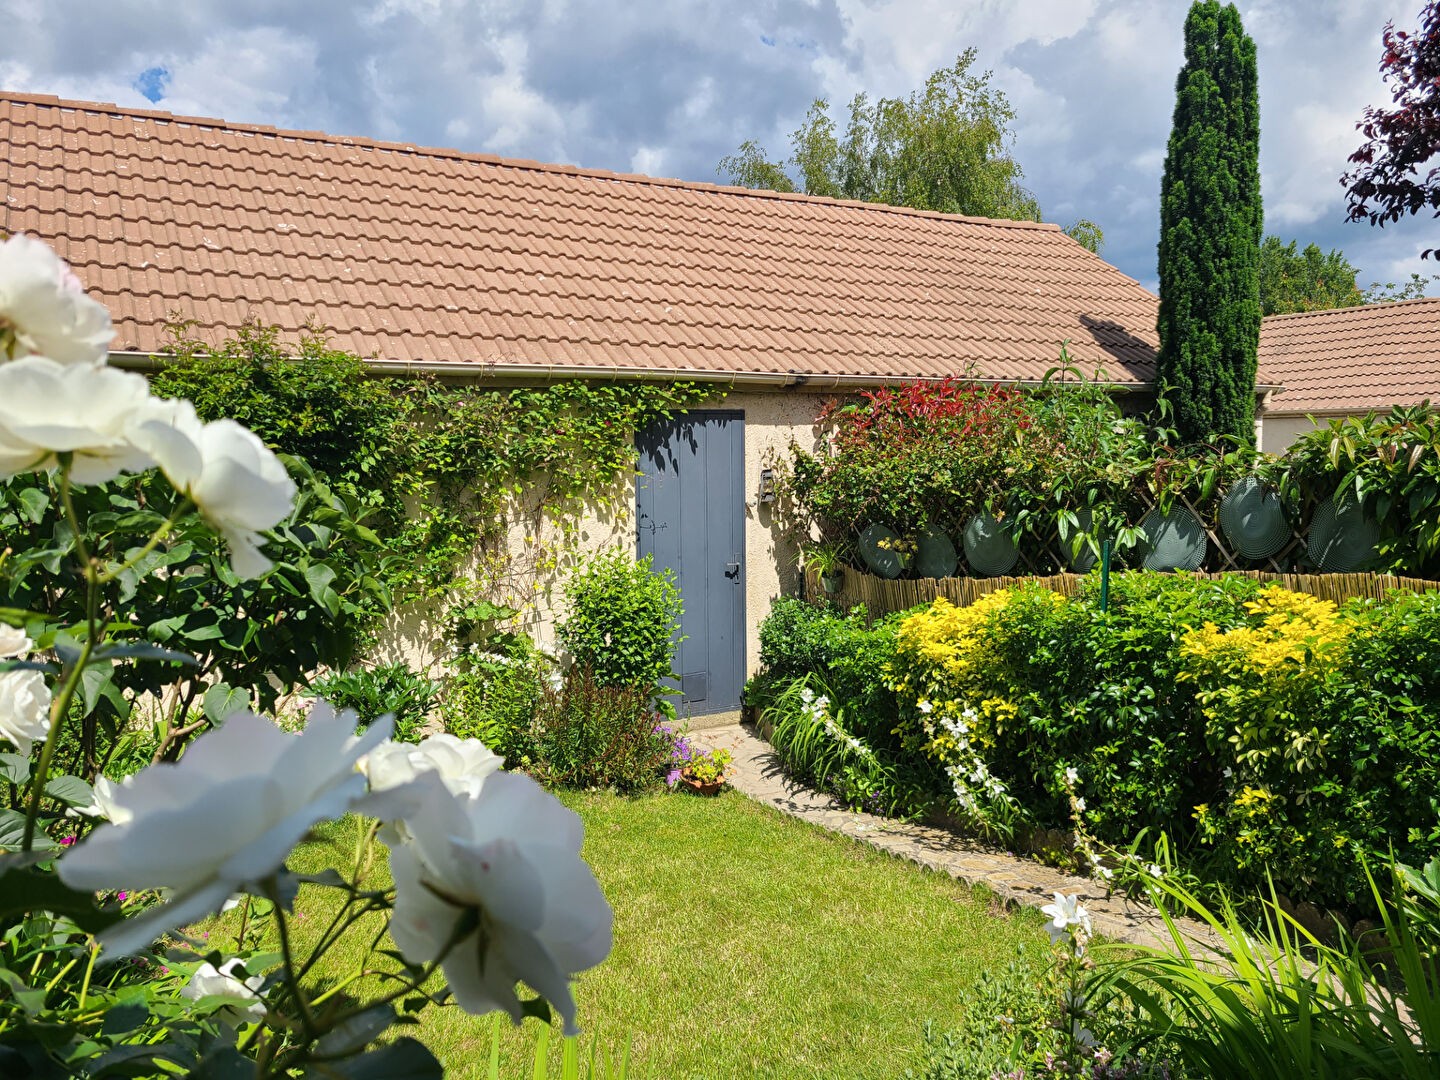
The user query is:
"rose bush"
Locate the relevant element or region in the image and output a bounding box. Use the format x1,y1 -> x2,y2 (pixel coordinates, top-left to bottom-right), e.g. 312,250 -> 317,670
0,235 -> 612,1077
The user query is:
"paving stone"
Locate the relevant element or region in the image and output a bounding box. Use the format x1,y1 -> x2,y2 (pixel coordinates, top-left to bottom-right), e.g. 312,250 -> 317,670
693,723 -> 1220,953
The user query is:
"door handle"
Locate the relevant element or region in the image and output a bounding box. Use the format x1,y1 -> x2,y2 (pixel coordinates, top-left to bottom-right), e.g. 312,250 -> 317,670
724,561 -> 741,579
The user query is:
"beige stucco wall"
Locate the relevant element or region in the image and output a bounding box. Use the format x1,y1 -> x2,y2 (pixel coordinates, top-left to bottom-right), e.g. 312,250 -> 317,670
372,387 -> 832,695
1259,411 -> 1344,455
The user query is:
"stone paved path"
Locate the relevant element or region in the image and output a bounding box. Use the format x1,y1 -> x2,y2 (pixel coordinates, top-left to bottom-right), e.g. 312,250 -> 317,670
693,723 -> 1219,952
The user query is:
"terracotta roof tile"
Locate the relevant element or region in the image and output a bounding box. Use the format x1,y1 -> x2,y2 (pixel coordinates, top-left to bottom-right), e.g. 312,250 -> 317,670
2,92 -> 1163,384
1259,298 -> 1440,414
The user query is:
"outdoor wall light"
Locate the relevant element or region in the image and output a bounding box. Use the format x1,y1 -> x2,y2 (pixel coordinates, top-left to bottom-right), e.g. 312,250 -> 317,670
756,467 -> 777,505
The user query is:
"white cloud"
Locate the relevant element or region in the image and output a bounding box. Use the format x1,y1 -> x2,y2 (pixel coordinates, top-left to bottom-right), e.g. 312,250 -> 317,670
0,0 -> 1432,294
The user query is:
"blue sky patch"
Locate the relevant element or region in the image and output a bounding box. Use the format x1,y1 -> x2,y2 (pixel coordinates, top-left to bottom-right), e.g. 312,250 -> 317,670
133,66 -> 170,103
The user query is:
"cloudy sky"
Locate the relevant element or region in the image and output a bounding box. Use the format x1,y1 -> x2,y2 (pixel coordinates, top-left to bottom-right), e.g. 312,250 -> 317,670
2,0 -> 1435,295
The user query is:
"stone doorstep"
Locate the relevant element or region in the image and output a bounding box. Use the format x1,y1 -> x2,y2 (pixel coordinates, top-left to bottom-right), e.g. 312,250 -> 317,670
690,723 -> 1222,956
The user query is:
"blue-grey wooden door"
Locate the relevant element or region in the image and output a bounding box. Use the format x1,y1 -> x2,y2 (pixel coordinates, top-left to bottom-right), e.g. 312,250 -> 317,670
635,410 -> 745,716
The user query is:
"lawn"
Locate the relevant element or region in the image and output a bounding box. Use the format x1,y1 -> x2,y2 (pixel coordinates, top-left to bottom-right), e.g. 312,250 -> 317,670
252,789 -> 1046,1078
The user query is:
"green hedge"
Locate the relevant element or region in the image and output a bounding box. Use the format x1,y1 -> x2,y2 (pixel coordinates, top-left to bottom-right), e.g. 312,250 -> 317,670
755,575 -> 1440,909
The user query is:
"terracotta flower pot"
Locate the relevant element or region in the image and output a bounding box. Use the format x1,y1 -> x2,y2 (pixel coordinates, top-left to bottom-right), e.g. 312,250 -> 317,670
681,775 -> 725,796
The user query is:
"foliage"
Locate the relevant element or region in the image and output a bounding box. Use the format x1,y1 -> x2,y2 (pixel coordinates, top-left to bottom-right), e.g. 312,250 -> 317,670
1364,271 -> 1440,303
1156,0 -> 1262,445
310,660 -> 442,742
441,641 -> 552,763
154,323 -> 718,602
1342,1 -> 1440,258
0,237 -> 609,1077
798,573 -> 1440,910
1091,864 -> 1440,1078
521,668 -> 671,794
483,1016 -> 632,1080
780,362 -> 1261,576
556,550 -> 682,694
1279,404 -> 1440,577
782,370 -> 1440,580
753,598 -> 906,739
0,457 -> 391,772
680,746 -> 731,786
719,51 -> 1044,222
1259,235 -> 1364,316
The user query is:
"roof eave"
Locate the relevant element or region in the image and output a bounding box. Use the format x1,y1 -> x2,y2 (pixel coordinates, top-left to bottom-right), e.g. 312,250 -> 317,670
107,351 -> 1154,393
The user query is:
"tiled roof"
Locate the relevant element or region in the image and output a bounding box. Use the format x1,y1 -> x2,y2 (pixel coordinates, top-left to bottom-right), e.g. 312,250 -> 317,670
0,92 -> 1160,386
1259,297 -> 1440,414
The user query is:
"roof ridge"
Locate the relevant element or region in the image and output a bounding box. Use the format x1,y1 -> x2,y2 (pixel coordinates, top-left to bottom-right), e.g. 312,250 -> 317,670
1262,296 -> 1440,323
1,90 -> 1066,234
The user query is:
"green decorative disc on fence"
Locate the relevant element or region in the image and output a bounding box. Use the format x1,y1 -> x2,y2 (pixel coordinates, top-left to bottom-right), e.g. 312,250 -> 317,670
916,528 -> 958,579
1065,508 -> 1099,573
1307,497 -> 1380,573
1138,505 -> 1207,571
1219,476 -> 1290,560
962,513 -> 1019,576
858,523 -> 903,579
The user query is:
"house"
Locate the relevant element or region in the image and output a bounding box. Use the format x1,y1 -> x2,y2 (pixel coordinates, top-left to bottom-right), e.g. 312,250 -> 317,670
1257,297 -> 1440,454
2,91 -> 1166,722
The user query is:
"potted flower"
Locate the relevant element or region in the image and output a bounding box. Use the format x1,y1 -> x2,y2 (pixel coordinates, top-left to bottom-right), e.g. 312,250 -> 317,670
679,747 -> 731,796
805,540 -> 848,594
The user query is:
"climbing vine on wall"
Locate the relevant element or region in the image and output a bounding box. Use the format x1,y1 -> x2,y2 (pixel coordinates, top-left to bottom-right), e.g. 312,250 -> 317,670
151,323 -> 720,608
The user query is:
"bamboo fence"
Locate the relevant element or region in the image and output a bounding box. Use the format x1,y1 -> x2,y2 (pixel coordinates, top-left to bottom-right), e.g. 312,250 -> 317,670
809,567 -> 1440,618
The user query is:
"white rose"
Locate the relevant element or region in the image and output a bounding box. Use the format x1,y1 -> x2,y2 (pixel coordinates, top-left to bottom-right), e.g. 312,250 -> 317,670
130,400 -> 297,578
0,234 -> 113,366
0,624 -> 31,658
0,667 -> 51,758
383,770 -> 612,1035
73,775 -> 134,825
362,733 -> 503,802
58,703 -> 391,956
0,358 -> 156,484
181,957 -> 266,1024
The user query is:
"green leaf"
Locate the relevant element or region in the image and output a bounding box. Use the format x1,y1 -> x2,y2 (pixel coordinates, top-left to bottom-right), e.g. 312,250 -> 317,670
0,862 -> 122,933
202,683 -> 250,723
329,1037 -> 443,1079
0,753 -> 30,786
94,642 -> 198,666
44,774 -> 94,808
17,486 -> 49,524
316,1003 -> 398,1057
0,808 -> 58,852
99,1001 -> 149,1036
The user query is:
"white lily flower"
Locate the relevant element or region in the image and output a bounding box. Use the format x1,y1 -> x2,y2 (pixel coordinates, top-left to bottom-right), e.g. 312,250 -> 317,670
0,234 -> 113,366
1040,892 -> 1093,944
384,770 -> 612,1036
181,957 -> 267,1024
130,400 -> 297,578
0,358 -> 155,484
58,703 -> 391,955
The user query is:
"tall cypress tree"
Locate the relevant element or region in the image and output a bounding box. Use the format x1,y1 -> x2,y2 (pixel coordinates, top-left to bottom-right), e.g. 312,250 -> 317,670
1156,1 -> 1261,445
